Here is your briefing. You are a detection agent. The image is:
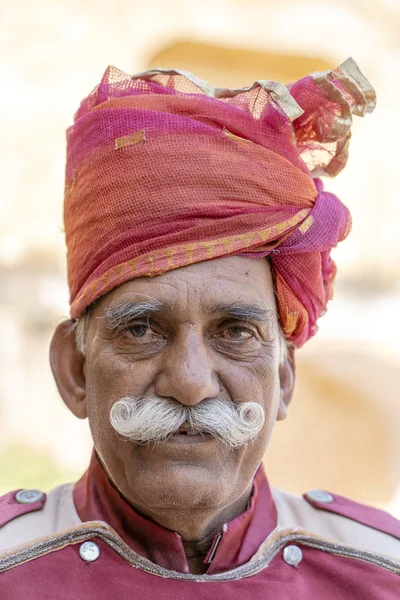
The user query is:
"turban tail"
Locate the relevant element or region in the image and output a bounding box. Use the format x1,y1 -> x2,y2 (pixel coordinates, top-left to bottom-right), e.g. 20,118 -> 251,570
65,59 -> 375,347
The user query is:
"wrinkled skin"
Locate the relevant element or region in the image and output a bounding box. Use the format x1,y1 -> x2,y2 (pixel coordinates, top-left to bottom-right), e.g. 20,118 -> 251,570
51,256 -> 295,573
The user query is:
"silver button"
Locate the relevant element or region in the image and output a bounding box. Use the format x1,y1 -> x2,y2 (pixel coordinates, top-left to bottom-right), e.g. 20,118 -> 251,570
283,545 -> 303,567
306,489 -> 334,504
15,489 -> 45,504
79,541 -> 100,562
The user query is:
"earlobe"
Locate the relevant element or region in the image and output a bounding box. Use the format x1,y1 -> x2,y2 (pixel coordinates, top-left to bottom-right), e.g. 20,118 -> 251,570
277,345 -> 296,422
50,320 -> 87,419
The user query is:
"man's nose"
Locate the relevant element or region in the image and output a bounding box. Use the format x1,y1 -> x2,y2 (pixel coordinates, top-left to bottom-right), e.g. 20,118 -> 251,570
155,329 -> 219,406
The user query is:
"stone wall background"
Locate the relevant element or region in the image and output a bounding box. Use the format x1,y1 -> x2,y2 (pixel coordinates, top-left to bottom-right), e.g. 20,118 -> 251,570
0,0 -> 399,512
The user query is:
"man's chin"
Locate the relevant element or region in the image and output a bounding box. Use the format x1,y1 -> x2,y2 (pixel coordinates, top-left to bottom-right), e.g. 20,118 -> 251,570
122,444 -> 236,510
128,462 -> 226,511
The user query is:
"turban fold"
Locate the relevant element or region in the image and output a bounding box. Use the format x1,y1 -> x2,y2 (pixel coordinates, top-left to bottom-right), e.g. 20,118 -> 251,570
65,58 -> 375,347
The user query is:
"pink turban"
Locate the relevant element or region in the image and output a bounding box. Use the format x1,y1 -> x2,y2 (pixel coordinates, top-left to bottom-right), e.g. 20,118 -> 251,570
64,58 -> 375,347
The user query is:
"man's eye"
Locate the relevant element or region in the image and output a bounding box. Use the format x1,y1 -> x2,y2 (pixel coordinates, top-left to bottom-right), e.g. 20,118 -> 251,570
126,324 -> 150,338
220,326 -> 254,340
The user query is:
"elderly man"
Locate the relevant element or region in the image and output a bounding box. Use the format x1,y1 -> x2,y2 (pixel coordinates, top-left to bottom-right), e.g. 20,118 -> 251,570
1,58 -> 399,598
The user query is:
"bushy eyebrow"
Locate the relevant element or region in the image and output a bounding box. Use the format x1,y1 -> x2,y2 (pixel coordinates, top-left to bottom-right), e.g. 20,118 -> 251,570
209,303 -> 273,323
104,301 -> 164,329
103,300 -> 273,329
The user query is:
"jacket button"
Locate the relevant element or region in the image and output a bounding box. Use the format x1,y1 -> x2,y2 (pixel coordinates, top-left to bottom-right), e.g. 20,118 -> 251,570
306,489 -> 334,504
283,545 -> 303,567
15,489 -> 45,504
79,541 -> 100,562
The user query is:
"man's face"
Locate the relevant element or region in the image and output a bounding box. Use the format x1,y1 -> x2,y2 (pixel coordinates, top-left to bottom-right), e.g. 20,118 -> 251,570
64,256 -> 293,515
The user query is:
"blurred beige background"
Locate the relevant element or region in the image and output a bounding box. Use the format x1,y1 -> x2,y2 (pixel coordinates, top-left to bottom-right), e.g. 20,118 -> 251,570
0,0 -> 399,513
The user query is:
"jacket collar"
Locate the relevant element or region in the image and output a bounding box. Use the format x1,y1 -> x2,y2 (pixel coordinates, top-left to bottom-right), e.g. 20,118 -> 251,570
73,451 -> 277,574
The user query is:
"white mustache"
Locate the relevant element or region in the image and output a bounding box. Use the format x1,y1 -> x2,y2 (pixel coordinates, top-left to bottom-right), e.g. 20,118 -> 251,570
109,396 -> 265,450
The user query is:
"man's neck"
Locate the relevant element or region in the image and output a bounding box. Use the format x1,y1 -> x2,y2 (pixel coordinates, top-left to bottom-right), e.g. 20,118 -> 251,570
129,488 -> 252,574
182,536 -> 219,575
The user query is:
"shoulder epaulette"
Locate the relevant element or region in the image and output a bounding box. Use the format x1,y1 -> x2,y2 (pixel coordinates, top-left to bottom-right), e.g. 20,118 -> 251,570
0,489 -> 46,528
304,489 -> 400,540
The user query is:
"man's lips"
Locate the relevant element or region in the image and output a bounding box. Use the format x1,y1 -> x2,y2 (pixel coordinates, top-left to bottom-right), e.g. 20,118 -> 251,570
166,428 -> 213,444
177,425 -> 201,435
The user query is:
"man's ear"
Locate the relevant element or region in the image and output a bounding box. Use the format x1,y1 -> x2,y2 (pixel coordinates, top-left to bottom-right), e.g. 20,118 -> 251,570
50,320 -> 87,419
277,344 -> 296,421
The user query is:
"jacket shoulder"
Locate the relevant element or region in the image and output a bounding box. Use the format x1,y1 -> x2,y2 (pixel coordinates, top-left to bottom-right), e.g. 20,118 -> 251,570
272,487 -> 400,560
303,489 -> 400,540
0,489 -> 46,528
0,484 -> 81,553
